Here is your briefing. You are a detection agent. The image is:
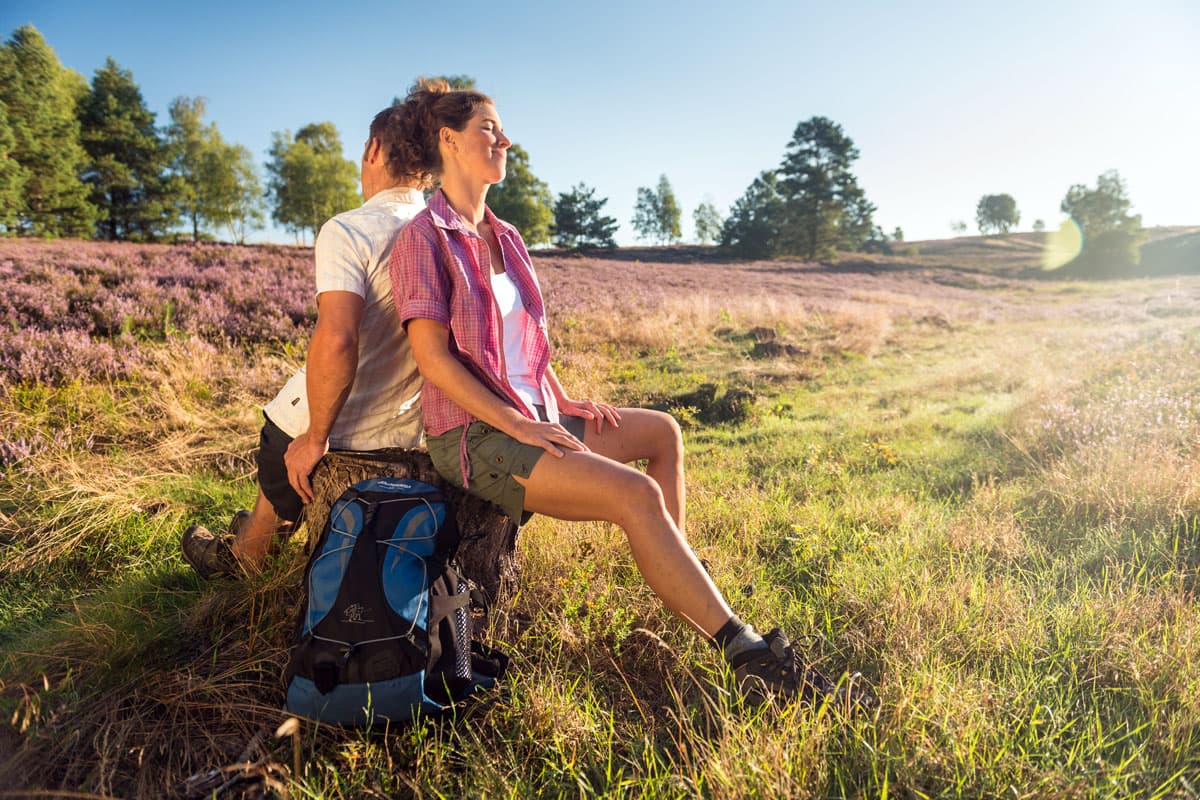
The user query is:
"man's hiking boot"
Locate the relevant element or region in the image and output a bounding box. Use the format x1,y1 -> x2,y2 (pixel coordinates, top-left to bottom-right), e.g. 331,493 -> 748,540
181,510 -> 250,579
730,628 -> 875,713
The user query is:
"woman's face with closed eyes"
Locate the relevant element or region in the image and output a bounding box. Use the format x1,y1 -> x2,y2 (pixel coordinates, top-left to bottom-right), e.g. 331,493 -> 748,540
441,103 -> 511,186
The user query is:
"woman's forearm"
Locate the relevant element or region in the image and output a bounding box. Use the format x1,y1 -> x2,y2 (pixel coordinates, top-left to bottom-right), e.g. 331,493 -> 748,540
409,318 -> 587,457
408,318 -> 528,434
544,364 -> 572,405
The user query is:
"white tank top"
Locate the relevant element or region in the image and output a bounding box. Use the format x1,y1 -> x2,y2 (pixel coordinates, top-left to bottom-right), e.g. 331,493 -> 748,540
490,268 -> 544,411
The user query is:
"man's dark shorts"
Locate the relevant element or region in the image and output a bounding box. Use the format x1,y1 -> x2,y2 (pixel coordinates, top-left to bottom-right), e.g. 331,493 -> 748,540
256,413 -> 304,523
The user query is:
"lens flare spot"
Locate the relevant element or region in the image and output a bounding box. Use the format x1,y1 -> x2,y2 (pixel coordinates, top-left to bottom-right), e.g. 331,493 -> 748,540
1042,218 -> 1083,271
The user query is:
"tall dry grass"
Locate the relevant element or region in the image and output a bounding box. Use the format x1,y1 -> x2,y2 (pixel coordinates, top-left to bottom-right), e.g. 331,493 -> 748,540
3,245 -> 1200,797
1,336 -> 298,575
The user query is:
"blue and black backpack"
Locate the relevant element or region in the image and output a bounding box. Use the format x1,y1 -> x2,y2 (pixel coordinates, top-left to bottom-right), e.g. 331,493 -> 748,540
284,476 -> 507,726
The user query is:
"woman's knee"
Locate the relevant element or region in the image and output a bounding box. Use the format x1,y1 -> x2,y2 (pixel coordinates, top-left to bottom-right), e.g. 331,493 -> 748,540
612,470 -> 668,523
647,409 -> 683,457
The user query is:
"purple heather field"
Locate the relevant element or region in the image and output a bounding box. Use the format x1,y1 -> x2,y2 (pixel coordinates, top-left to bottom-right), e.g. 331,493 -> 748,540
0,239 -> 1009,389
0,240 -> 316,387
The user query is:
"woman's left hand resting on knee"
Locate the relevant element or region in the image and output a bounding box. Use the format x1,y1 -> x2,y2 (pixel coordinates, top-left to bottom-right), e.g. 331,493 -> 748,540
558,398 -> 620,434
544,365 -> 621,435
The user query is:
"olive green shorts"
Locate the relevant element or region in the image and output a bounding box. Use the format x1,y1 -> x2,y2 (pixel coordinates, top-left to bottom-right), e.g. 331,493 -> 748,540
426,410 -> 588,526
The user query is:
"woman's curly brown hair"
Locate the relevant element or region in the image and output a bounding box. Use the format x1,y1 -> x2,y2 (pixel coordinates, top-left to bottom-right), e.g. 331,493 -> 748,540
370,77 -> 493,188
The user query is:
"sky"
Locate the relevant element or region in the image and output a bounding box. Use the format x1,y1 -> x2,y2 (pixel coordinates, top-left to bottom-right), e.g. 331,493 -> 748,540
3,0 -> 1198,246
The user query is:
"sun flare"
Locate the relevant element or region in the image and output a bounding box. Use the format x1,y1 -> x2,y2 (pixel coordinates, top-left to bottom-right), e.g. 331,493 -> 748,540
1041,218 -> 1084,271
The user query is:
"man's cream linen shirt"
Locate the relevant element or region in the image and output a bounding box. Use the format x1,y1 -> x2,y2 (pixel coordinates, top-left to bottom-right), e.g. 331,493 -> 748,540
263,187 -> 425,451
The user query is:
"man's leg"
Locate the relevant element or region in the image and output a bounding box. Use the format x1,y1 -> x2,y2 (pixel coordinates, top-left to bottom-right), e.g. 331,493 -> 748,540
229,486 -> 292,568
181,415 -> 301,579
241,415 -> 304,565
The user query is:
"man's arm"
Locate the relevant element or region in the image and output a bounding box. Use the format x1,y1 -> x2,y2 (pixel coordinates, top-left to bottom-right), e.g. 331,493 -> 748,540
284,290 -> 364,503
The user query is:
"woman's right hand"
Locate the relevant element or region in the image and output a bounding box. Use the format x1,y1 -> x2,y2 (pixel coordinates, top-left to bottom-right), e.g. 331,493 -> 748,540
510,417 -> 589,458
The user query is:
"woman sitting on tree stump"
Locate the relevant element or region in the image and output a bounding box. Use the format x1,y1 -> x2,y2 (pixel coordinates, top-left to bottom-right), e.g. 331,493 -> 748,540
386,78 -> 872,710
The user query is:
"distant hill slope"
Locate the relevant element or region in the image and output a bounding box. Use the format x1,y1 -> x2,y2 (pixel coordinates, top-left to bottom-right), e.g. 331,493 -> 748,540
1140,227 -> 1200,275
890,226 -> 1200,277
540,227 -> 1200,279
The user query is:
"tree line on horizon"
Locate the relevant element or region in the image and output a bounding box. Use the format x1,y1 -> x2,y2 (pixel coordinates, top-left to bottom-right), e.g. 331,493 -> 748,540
0,25 -> 362,245
0,24 -> 1148,273
959,171 -> 1146,275
0,25 -> 624,249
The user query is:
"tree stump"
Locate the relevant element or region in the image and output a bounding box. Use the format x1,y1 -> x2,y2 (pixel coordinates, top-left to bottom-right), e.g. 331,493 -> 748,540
302,448 -> 520,603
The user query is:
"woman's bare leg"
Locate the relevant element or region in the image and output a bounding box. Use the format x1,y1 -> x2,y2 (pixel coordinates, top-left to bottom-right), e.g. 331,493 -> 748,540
515,449 -> 730,636
580,408 -> 686,531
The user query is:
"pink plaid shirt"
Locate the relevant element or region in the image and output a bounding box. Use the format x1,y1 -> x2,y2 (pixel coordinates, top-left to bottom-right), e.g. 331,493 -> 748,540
390,189 -> 560,485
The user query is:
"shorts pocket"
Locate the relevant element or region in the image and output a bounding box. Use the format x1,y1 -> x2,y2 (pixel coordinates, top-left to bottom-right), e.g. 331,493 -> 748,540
426,427 -> 466,488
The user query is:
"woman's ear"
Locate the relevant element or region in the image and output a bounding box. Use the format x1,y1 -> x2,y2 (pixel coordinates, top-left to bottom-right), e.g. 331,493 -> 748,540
439,127 -> 456,152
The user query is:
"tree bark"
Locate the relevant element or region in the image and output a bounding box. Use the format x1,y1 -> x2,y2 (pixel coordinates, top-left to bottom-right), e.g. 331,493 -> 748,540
304,448 -> 520,604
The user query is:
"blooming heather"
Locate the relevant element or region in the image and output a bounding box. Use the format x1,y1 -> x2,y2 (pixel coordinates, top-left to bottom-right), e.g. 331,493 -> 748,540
0,240 -> 316,386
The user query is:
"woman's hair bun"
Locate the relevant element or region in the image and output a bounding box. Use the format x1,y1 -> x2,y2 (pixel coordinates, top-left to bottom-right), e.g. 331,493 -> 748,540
377,78 -> 492,184
412,76 -> 450,95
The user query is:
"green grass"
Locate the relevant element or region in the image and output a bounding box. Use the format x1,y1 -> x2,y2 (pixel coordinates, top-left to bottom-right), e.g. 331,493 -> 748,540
3,269 -> 1200,797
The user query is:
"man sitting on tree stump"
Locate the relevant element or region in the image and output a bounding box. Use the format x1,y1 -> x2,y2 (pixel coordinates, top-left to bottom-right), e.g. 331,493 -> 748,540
181,103 -> 428,579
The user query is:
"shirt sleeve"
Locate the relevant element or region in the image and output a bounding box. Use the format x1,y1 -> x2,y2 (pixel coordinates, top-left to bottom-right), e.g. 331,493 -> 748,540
314,217 -> 367,297
390,218 -> 451,328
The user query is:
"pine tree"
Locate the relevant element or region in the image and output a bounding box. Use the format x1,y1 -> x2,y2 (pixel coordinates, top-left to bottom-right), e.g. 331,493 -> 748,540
0,25 -> 96,237
777,116 -> 873,260
0,100 -> 25,232
720,171 -> 785,258
487,144 -> 553,245
78,57 -> 180,240
838,188 -> 877,251
266,122 -> 360,243
553,183 -> 618,249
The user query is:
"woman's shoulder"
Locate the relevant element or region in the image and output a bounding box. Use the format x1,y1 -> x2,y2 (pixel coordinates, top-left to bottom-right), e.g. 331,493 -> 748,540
406,204 -> 437,227
391,210 -> 449,276
397,207 -> 443,242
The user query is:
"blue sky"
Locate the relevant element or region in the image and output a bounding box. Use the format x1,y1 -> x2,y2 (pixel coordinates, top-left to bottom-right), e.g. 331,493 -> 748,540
3,0 -> 1198,245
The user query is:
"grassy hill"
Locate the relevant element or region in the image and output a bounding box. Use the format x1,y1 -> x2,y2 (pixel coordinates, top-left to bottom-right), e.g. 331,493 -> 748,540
562,226 -> 1200,280
850,226 -> 1200,277
1,236 -> 1199,798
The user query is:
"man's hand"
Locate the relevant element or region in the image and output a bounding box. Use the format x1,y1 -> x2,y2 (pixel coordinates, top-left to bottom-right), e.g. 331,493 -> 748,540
284,431 -> 330,504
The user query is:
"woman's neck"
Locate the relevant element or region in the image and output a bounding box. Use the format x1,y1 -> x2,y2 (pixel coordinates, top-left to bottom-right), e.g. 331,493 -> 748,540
439,170 -> 489,229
